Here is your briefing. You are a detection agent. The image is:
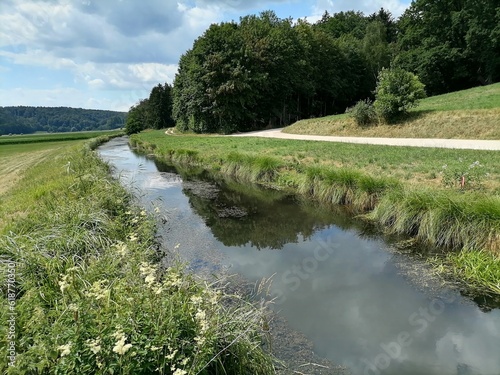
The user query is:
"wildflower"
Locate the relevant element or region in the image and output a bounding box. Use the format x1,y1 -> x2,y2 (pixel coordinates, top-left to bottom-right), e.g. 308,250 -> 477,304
129,233 -> 138,242
181,357 -> 189,366
114,242 -> 128,256
172,368 -> 187,375
195,309 -> 206,321
86,280 -> 109,301
150,346 -> 161,352
58,343 -> 72,357
165,349 -> 177,360
153,286 -> 163,295
145,273 -> 156,286
190,295 -> 203,305
154,207 -> 161,214
140,210 -> 147,216
131,217 -> 139,224
194,336 -> 206,346
87,338 -> 101,354
59,274 -> 70,293
113,334 -> 132,355
68,303 -> 78,312
125,210 -> 132,215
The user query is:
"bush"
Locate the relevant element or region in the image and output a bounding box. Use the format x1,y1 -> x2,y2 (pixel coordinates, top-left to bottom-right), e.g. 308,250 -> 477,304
346,99 -> 377,126
374,68 -> 426,123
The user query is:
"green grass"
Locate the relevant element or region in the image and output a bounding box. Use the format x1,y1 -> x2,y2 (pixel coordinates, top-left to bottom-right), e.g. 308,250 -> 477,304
0,130 -> 123,145
417,83 -> 500,111
284,82 -> 500,139
133,131 -> 500,193
0,138 -> 275,374
435,250 -> 500,295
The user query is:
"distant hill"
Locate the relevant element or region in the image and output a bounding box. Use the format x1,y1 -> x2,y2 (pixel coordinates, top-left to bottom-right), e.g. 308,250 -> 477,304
0,106 -> 127,135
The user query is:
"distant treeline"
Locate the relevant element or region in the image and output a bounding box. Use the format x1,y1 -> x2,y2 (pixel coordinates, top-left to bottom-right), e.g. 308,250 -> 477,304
0,106 -> 127,135
166,0 -> 499,133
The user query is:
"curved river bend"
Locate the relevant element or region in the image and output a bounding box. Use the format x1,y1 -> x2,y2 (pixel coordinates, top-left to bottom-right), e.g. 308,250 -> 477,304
98,137 -> 500,375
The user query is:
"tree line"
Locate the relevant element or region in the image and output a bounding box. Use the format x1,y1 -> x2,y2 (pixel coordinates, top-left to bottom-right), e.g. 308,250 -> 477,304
0,106 -> 126,135
126,0 -> 499,134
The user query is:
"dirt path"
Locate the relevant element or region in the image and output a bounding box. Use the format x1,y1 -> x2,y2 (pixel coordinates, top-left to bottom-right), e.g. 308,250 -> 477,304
231,128 -> 500,150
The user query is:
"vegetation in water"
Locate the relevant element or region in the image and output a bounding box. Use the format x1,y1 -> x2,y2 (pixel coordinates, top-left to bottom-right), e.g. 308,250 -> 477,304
0,139 -> 275,374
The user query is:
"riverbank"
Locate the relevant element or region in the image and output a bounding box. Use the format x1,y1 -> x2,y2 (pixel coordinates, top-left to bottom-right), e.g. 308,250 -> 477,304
0,137 -> 275,374
130,131 -> 500,296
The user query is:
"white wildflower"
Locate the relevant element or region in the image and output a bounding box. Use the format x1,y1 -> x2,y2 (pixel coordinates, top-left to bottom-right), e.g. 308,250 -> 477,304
165,349 -> 178,360
190,295 -> 203,305
113,335 -> 132,355
59,274 -> 70,293
58,343 -> 72,357
86,280 -> 109,301
87,338 -> 101,354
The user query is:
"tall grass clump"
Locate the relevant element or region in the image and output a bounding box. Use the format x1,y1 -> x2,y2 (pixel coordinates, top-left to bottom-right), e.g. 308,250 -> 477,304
435,250 -> 500,295
0,141 -> 275,374
368,190 -> 500,251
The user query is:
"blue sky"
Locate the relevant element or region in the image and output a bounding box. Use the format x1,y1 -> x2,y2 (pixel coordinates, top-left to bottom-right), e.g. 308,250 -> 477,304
0,0 -> 411,112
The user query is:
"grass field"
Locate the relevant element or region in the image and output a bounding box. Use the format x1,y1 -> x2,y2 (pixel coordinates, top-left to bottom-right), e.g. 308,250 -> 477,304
0,129 -> 123,145
0,141 -> 83,196
284,82 -> 500,139
134,130 -> 500,193
0,130 -> 124,195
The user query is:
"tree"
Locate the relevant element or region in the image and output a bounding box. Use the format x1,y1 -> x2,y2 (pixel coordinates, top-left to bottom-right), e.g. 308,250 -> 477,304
395,0 -> 500,95
125,99 -> 149,135
147,83 -> 174,130
374,68 -> 426,122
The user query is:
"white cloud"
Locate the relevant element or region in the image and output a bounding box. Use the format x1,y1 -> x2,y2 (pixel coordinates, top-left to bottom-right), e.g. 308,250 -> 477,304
312,0 -> 408,19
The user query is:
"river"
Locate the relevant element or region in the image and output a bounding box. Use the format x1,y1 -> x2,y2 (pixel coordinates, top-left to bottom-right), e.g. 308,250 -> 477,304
98,137 -> 500,375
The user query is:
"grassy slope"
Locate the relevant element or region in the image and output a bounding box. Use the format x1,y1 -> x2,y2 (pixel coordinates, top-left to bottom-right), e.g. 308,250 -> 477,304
0,137 -> 274,374
132,131 -> 500,294
284,83 -> 500,139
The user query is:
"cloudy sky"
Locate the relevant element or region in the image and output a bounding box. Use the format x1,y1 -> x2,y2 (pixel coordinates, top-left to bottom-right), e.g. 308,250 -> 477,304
0,0 -> 411,112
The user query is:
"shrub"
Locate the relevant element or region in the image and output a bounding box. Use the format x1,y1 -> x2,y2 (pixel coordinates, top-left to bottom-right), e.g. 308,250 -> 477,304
346,99 -> 377,126
374,67 -> 426,123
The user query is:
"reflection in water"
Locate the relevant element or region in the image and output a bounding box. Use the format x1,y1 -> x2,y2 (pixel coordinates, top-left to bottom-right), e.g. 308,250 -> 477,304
98,138 -> 500,375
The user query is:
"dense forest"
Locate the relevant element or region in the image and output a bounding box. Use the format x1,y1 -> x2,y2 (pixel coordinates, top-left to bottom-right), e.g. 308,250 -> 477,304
0,106 -> 126,135
129,0 -> 499,134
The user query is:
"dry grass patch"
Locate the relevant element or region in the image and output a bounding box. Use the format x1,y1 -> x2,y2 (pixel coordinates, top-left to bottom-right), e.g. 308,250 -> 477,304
284,108 -> 500,139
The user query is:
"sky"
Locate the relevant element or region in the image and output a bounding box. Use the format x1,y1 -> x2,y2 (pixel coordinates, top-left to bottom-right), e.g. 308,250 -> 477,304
0,0 -> 412,112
